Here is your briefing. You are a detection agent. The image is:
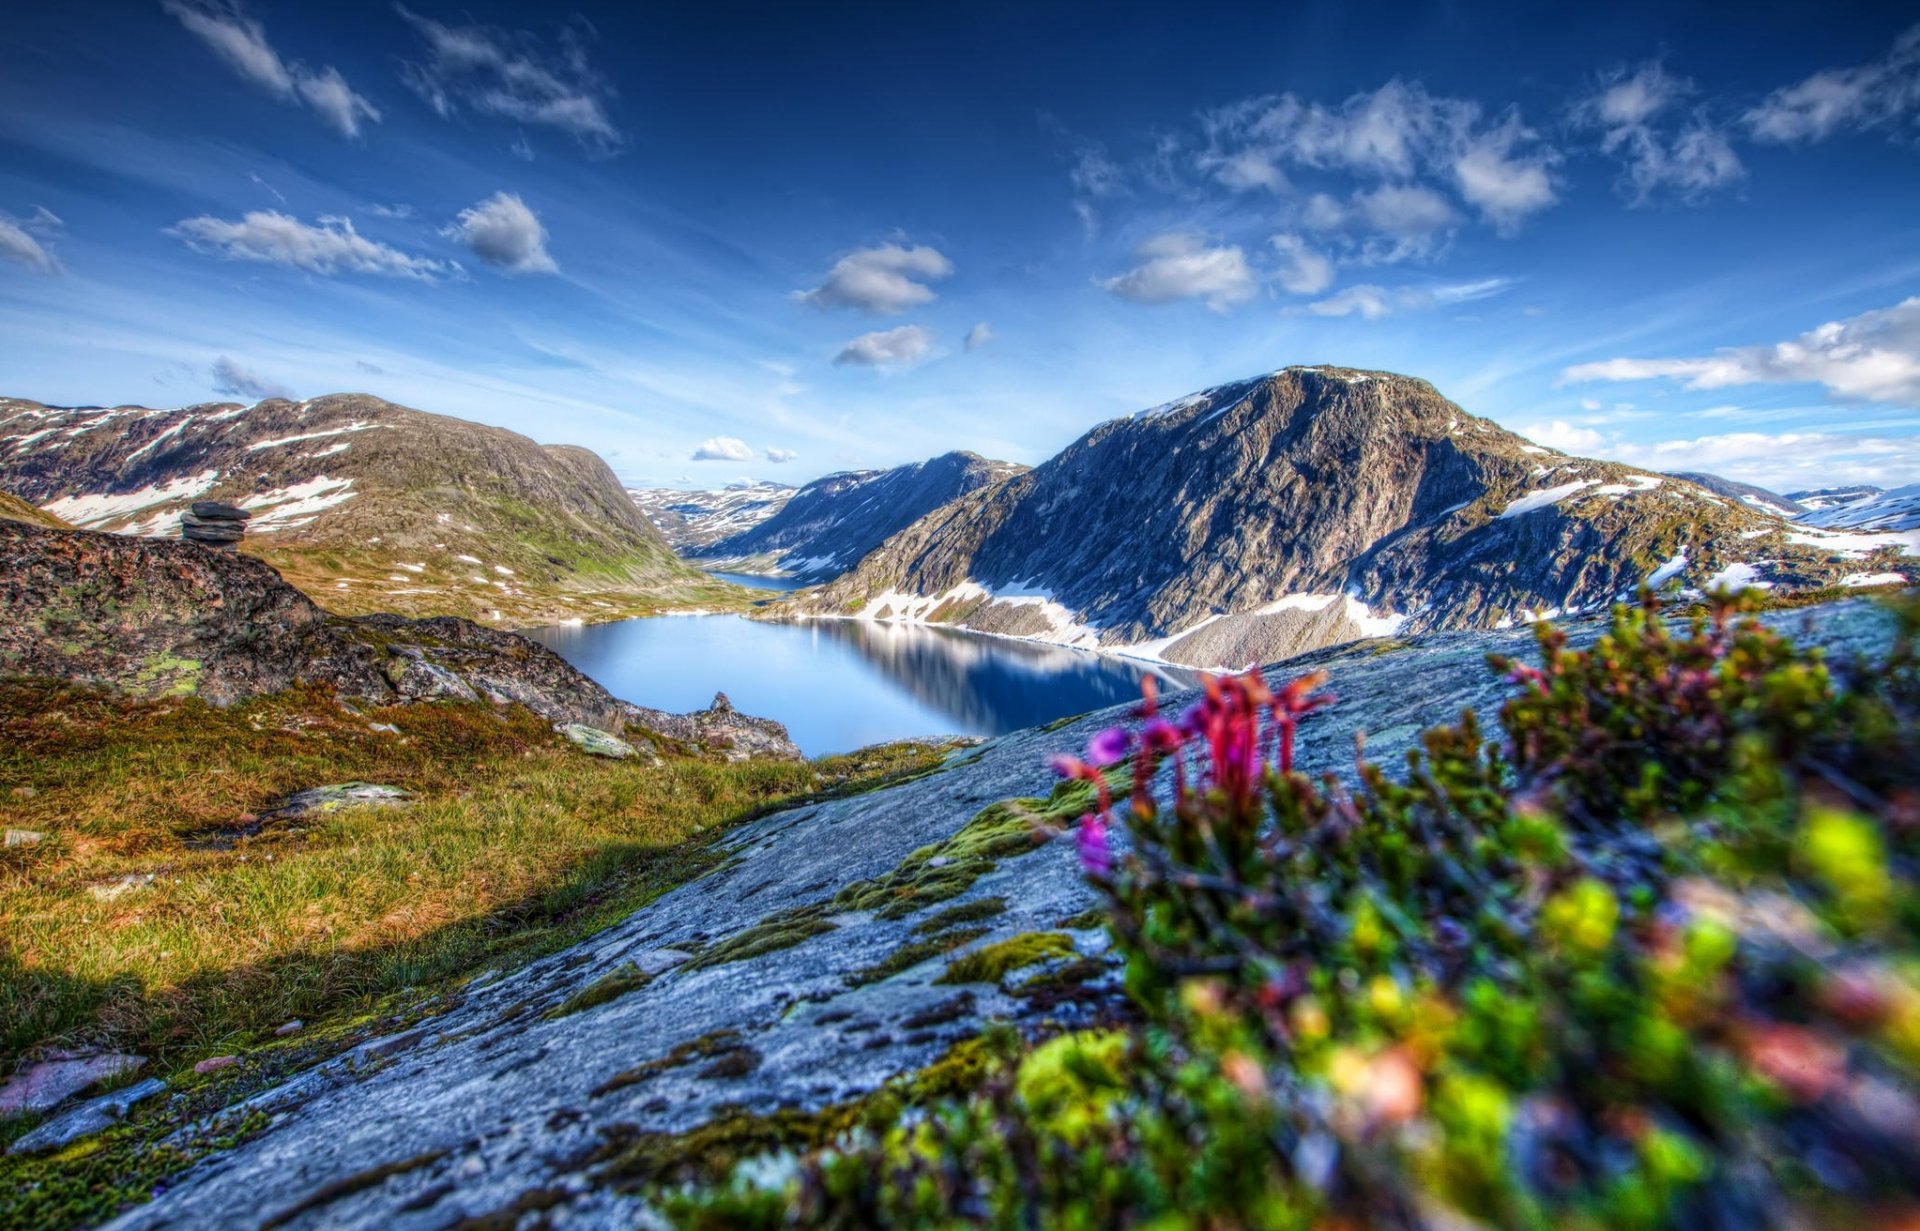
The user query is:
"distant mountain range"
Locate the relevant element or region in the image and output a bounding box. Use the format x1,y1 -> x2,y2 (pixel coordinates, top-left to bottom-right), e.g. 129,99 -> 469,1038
641,451 -> 1027,582
1797,483 -> 1920,532
1788,484 -> 1885,511
0,394 -> 741,628
1669,471 -> 1805,518
777,366 -> 1915,667
629,481 -> 797,552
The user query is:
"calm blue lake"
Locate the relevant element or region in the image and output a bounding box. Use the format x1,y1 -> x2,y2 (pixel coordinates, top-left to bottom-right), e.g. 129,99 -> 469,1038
525,614 -> 1199,756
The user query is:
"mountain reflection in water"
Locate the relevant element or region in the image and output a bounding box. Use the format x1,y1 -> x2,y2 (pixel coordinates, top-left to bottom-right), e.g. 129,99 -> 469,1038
525,614 -> 1199,757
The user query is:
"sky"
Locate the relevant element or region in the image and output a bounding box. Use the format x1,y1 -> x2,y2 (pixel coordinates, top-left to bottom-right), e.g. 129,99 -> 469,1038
1,1 -> 1917,494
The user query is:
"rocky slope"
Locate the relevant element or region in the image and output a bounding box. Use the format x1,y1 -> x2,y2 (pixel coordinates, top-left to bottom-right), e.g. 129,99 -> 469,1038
1789,483 -> 1884,511
1798,481 -> 1920,532
629,481 -> 797,552
54,598 -> 1902,1230
0,394 -> 742,629
692,451 -> 1029,580
781,366 -> 1915,667
0,519 -> 797,759
1670,470 -> 1804,517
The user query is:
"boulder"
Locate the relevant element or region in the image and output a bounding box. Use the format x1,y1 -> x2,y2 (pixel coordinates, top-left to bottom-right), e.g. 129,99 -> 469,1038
267,783 -> 412,820
556,724 -> 641,760
0,1052 -> 145,1118
6,1077 -> 166,1154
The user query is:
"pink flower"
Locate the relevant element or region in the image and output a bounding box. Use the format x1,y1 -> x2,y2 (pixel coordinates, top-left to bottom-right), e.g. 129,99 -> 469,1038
1076,813 -> 1112,878
1087,726 -> 1133,767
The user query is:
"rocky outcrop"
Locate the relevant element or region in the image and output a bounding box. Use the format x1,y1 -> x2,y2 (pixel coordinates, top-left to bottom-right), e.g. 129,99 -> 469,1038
82,599 -> 1901,1230
693,451 -> 1029,580
0,520 -> 798,758
0,393 -> 715,627
782,366 -> 1913,665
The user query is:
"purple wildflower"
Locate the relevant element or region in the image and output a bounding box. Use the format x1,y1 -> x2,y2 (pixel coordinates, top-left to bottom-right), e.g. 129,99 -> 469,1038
1086,725 -> 1133,767
1075,813 -> 1112,878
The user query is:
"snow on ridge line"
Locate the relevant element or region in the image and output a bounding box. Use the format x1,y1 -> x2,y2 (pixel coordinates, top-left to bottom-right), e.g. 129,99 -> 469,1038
241,475 -> 357,530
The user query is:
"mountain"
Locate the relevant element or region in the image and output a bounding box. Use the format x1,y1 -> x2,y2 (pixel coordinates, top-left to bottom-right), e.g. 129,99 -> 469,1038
1798,482 -> 1920,532
1789,484 -> 1885,511
691,451 -> 1029,580
629,480 -> 797,552
1669,471 -> 1805,518
783,366 -> 1913,667
0,393 -> 744,628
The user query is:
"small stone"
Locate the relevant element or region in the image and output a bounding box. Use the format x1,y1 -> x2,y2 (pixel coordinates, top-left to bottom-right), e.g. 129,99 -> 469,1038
268,783 -> 411,820
87,873 -> 155,902
274,1020 -> 304,1037
9,785 -> 35,799
4,829 -> 45,847
710,691 -> 735,713
0,1053 -> 146,1118
7,1078 -> 166,1155
190,501 -> 252,521
368,722 -> 400,735
193,1056 -> 239,1075
556,723 -> 637,760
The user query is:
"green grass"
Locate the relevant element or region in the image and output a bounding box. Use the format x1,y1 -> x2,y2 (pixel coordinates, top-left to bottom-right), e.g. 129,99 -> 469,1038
0,679 -> 945,1071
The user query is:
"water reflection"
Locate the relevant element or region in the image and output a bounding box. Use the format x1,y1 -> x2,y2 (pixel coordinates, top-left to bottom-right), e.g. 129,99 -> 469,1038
525,614 -> 1197,756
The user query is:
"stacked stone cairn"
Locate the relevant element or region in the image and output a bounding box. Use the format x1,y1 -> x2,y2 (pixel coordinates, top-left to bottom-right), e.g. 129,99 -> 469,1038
180,501 -> 251,550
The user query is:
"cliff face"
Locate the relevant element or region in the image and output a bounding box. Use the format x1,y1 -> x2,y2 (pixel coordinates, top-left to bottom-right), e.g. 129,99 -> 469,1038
785,366 -> 1912,665
691,451 -> 1029,580
0,394 -> 719,628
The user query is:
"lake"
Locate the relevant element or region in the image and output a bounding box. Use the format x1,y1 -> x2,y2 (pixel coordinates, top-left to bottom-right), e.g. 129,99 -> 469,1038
525,614 -> 1200,756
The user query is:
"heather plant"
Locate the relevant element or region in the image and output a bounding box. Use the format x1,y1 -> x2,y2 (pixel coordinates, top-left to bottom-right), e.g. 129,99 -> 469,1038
669,595 -> 1920,1230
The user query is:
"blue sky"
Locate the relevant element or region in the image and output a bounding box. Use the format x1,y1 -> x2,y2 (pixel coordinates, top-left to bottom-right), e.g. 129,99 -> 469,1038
1,1 -> 1917,492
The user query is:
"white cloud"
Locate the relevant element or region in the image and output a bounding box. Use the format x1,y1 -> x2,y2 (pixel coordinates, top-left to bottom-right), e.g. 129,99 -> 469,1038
1099,232 -> 1256,312
443,192 -> 556,274
210,355 -> 292,400
1306,276 -> 1516,320
795,243 -> 953,315
1269,233 -> 1334,295
1353,183 -> 1459,259
691,436 -> 753,462
1197,80 -> 1560,234
162,0 -> 379,138
833,324 -> 934,368
1746,24 -> 1920,143
397,7 -> 621,147
1562,297 -> 1920,405
168,210 -> 454,280
1575,63 -> 1743,204
1517,419 -> 1605,452
0,207 -> 62,275
963,322 -> 995,351
765,447 -> 798,463
1608,429 -> 1920,490
1450,115 -> 1559,233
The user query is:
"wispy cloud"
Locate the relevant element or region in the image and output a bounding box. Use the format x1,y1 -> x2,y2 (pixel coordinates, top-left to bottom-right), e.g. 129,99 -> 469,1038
443,192 -> 557,274
210,354 -> 292,400
168,210 -> 455,280
0,206 -> 63,275
397,6 -> 621,149
795,243 -> 953,314
765,447 -> 798,463
834,324 -> 934,367
1562,296 -> 1920,404
1306,276 -> 1517,320
1746,24 -> 1920,143
963,322 -> 995,351
1573,62 -> 1743,205
162,0 -> 380,137
1100,233 -> 1255,312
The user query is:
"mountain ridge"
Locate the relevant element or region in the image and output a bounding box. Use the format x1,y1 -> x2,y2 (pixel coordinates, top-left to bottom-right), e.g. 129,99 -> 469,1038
779,366 -> 1915,666
0,393 -> 746,629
